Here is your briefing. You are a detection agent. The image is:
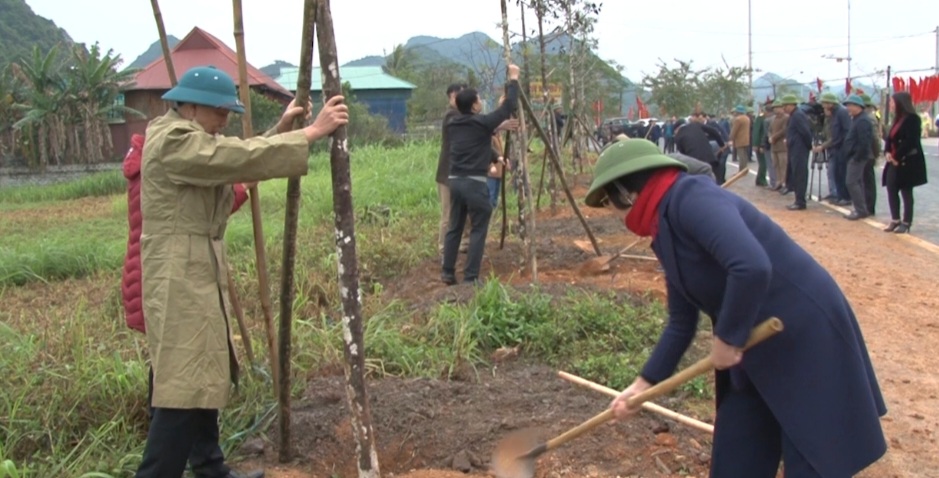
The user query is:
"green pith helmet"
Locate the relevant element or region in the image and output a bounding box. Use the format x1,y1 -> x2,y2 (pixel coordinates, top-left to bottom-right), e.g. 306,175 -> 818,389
819,92 -> 840,104
842,94 -> 865,107
860,93 -> 875,107
779,94 -> 800,105
585,138 -> 688,207
162,66 -> 245,113
772,98 -> 783,108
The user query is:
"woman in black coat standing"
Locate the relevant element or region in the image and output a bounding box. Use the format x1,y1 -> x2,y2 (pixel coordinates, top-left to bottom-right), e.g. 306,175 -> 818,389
882,92 -> 928,233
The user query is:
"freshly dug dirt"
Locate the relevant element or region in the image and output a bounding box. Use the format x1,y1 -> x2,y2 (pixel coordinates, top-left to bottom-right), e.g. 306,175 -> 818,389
244,173 -> 939,477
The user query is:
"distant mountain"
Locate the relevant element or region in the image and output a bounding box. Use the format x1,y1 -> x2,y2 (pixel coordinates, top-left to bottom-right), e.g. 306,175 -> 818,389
752,72 -> 880,103
127,36 -> 180,69
344,55 -> 385,67
259,60 -> 297,79
0,0 -> 75,67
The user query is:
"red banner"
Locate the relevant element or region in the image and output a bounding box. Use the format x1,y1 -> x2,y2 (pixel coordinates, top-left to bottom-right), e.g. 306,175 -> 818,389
816,77 -> 823,93
891,75 -> 939,103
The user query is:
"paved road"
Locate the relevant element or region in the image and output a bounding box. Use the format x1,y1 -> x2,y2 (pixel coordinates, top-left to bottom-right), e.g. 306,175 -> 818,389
727,138 -> 939,245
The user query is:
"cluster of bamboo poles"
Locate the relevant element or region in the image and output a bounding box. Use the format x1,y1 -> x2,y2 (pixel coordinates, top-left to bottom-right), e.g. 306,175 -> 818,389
147,0 -> 379,474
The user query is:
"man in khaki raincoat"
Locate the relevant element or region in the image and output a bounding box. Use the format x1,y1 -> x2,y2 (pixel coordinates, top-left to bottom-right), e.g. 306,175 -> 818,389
135,65 -> 348,478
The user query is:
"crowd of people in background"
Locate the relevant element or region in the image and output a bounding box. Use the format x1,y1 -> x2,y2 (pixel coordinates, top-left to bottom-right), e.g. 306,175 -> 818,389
630,93 -> 928,233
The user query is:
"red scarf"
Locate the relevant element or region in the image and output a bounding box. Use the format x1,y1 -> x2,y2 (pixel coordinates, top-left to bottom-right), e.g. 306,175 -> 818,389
625,168 -> 681,237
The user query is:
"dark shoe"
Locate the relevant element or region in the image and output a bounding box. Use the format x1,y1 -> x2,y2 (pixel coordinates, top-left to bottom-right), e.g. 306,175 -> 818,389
883,220 -> 901,232
834,199 -> 852,207
226,471 -> 264,478
780,188 -> 792,195
786,203 -> 806,211
894,223 -> 911,234
441,274 -> 457,286
844,211 -> 868,221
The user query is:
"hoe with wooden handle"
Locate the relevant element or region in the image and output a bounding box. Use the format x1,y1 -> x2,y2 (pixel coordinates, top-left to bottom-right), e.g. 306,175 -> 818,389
490,317 -> 784,478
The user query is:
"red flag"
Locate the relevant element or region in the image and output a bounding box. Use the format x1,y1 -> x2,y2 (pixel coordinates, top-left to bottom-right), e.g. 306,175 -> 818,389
892,77 -> 902,92
816,77 -> 823,93
845,78 -> 852,95
636,97 -> 650,119
910,78 -> 919,103
928,75 -> 939,102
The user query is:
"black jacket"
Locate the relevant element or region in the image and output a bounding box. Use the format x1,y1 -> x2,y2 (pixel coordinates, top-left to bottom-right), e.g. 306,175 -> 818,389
883,113 -> 928,189
447,80 -> 519,177
675,122 -> 725,165
844,112 -> 874,163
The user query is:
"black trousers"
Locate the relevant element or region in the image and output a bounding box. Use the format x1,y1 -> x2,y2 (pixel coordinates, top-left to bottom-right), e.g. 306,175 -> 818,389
136,368 -> 230,478
885,165 -> 914,223
864,161 -> 877,215
442,177 -> 492,283
789,151 -> 810,207
711,379 -> 823,478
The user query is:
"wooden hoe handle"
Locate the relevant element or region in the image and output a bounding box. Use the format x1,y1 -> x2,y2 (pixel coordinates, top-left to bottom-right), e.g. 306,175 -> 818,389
544,317 -> 783,452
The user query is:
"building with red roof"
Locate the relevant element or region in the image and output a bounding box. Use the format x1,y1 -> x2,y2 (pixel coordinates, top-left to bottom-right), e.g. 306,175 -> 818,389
110,26 -> 292,154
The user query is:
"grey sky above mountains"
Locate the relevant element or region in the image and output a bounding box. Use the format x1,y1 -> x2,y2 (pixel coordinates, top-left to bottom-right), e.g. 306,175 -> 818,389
25,0 -> 939,88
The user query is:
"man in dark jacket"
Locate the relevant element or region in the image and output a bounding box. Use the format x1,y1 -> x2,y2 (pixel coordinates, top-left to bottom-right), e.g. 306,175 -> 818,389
781,94 -> 813,210
842,95 -> 876,220
814,92 -> 852,205
436,83 -> 467,254
441,65 -> 520,285
674,114 -> 726,183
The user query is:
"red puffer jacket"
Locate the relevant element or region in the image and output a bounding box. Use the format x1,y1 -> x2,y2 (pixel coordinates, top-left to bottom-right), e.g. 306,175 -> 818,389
121,133 -> 250,333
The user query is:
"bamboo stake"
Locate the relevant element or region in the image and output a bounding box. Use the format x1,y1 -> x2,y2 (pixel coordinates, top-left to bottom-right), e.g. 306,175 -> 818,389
316,1 -> 381,475
149,0 -> 175,86
226,276 -> 254,364
231,0 -> 276,390
519,89 -> 602,256
501,0 -> 537,282
499,132 -> 511,250
557,371 -> 714,434
149,0 -> 254,365
277,0 -> 316,463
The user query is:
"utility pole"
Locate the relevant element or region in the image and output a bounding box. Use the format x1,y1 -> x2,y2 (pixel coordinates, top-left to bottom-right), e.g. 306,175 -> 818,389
847,0 -> 852,85
748,0 -> 753,105
934,26 -> 938,119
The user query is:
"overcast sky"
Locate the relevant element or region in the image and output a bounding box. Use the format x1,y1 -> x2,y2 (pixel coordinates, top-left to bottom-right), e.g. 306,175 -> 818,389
24,0 -> 939,88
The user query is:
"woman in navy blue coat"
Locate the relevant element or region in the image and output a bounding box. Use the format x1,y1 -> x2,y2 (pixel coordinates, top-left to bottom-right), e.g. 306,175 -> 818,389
585,138 -> 887,477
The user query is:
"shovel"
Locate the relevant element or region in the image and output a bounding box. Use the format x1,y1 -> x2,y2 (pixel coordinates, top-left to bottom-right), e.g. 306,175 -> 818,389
490,317 -> 784,478
576,238 -> 644,276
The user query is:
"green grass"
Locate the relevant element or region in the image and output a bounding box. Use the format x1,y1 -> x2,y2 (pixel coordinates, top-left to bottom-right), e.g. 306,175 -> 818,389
0,140 -> 693,477
0,170 -> 125,205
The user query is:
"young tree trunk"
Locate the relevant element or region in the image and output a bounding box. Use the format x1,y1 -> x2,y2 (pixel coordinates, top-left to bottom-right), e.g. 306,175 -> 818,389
277,0 -> 316,463
232,0 -> 278,398
520,91 -> 601,256
536,1 -> 558,214
501,0 -> 537,282
565,4 -> 584,172
520,2 -> 531,96
316,1 -> 381,476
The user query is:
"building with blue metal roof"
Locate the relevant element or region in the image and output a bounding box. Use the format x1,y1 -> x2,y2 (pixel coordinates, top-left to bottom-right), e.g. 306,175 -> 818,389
274,66 -> 416,134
